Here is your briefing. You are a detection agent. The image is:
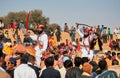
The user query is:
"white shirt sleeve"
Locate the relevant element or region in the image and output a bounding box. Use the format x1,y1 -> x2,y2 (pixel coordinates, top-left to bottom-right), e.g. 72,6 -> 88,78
30,35 -> 37,41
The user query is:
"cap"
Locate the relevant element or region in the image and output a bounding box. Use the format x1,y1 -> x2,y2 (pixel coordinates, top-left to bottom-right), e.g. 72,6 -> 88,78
9,57 -> 16,64
38,25 -> 44,29
83,62 -> 92,73
84,28 -> 90,32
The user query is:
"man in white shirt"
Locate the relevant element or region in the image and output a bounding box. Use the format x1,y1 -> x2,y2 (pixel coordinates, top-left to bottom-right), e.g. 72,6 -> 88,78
14,54 -> 37,78
30,24 -> 48,68
76,25 -> 94,60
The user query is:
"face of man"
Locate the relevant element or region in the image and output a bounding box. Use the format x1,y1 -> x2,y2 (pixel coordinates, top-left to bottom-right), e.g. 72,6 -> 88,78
84,32 -> 89,38
37,28 -> 43,34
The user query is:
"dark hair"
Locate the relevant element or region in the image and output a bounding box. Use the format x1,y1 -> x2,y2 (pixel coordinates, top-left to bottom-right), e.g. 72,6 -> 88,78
20,54 -> 29,64
64,60 -> 73,69
90,61 -> 99,72
81,57 -> 89,65
112,52 -> 116,56
74,57 -> 82,67
90,33 -> 103,50
44,56 -> 54,67
62,50 -> 68,55
98,59 -> 107,70
117,53 -> 120,56
28,54 -> 35,62
112,59 -> 119,65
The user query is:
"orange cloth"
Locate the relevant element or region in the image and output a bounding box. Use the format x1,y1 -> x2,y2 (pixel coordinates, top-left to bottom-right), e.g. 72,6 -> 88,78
13,43 -> 26,54
26,46 -> 36,57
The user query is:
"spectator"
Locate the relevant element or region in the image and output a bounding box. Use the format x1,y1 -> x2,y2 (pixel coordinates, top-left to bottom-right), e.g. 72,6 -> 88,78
0,50 -> 11,78
96,59 -> 118,78
112,52 -> 116,61
69,26 -> 75,42
90,33 -> 103,60
65,57 -> 83,78
27,54 -> 41,78
64,23 -> 69,32
14,54 -> 37,78
107,28 -> 112,41
55,26 -> 61,42
6,58 -> 16,78
109,59 -> 120,77
40,56 -> 61,78
81,62 -> 93,78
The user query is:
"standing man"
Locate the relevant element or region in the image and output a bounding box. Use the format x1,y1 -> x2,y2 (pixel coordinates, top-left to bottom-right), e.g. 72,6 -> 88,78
76,24 -> 94,60
30,24 -> 48,68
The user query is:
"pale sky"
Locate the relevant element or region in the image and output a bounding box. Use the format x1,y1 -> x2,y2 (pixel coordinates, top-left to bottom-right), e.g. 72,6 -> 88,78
0,0 -> 120,32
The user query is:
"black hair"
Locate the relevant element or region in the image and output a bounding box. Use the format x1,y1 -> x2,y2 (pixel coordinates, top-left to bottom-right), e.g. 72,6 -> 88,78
81,57 -> 89,65
112,59 -> 119,65
44,56 -> 54,67
74,57 -> 82,67
112,52 -> 116,56
64,60 -> 73,69
20,54 -> 29,64
62,50 -> 68,55
90,61 -> 99,72
117,53 -> 120,56
98,59 -> 107,70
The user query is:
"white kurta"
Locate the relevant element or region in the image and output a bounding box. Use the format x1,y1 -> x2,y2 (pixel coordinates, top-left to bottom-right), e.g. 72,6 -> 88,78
14,64 -> 37,78
76,28 -> 94,60
30,33 -> 48,67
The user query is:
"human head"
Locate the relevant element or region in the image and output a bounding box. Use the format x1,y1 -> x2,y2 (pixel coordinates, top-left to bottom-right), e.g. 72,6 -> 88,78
112,59 -> 119,65
112,52 -> 116,56
84,28 -> 89,38
89,61 -> 99,72
44,56 -> 54,67
117,53 -> 120,59
98,59 -> 107,70
94,33 -> 99,39
74,57 -> 82,67
20,54 -> 29,64
6,57 -> 16,70
9,57 -> 16,66
28,54 -> 36,65
37,24 -> 44,34
83,62 -> 92,74
81,57 -> 89,65
64,60 -> 73,70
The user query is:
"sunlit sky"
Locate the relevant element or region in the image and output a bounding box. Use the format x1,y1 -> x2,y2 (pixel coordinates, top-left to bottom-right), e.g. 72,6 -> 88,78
0,0 -> 120,31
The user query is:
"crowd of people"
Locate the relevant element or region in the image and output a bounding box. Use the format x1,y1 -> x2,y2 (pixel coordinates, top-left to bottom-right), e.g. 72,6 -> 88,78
0,20 -> 120,78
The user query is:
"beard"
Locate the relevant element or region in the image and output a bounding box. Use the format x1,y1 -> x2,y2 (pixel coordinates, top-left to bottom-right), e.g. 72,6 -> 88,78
38,30 -> 43,34
84,34 -> 89,38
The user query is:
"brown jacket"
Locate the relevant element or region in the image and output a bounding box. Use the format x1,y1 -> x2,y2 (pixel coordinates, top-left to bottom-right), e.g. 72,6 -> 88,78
0,70 -> 11,78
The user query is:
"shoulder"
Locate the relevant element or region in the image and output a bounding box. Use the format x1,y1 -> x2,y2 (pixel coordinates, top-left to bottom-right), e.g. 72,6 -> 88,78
0,70 -> 11,78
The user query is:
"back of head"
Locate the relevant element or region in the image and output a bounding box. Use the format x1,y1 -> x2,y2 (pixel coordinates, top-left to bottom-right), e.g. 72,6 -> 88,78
83,62 -> 92,74
112,59 -> 119,65
44,56 -> 54,67
98,59 -> 107,70
81,57 -> 89,65
89,61 -> 98,72
74,57 -> 82,67
20,54 -> 29,64
64,60 -> 73,69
